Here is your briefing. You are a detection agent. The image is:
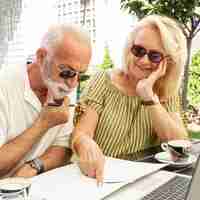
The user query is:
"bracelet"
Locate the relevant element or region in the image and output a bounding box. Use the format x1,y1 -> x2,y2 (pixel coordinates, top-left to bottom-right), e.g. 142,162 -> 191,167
71,133 -> 92,154
71,134 -> 90,154
141,100 -> 160,106
26,158 -> 44,174
141,94 -> 161,106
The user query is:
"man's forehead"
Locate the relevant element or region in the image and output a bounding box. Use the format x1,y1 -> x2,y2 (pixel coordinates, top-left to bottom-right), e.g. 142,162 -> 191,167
52,52 -> 89,73
58,63 -> 88,73
52,41 -> 91,71
53,36 -> 90,57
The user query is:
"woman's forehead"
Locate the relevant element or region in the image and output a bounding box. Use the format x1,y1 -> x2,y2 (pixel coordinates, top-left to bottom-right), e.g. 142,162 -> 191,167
134,26 -> 164,51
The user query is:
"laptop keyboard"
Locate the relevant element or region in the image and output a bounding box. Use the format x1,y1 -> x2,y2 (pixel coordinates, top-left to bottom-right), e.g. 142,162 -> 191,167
141,176 -> 191,200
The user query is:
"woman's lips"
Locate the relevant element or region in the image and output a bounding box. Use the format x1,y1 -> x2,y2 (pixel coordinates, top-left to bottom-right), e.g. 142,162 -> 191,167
135,64 -> 152,74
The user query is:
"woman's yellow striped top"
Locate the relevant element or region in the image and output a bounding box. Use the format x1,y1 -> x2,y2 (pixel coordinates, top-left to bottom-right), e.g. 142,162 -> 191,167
78,71 -> 181,158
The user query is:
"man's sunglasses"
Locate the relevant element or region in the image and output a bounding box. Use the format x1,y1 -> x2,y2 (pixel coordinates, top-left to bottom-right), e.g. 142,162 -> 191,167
131,44 -> 164,64
59,65 -> 82,79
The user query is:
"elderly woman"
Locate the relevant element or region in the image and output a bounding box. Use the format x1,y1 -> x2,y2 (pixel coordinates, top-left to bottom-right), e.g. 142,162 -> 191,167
71,15 -> 188,183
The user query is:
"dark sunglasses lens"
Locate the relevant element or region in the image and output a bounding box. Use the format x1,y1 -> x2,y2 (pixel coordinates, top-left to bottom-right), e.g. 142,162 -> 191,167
148,51 -> 163,63
131,45 -> 146,57
59,70 -> 77,79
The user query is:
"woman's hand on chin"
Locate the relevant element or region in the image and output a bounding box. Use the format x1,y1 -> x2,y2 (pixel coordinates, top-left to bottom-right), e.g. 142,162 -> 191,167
136,58 -> 167,101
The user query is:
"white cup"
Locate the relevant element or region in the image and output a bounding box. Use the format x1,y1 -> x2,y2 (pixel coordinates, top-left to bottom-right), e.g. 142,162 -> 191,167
0,177 -> 31,200
161,140 -> 191,158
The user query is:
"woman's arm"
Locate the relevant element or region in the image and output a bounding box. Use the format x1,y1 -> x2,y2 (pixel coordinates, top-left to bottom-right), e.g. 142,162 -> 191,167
136,58 -> 188,141
71,106 -> 99,152
147,104 -> 188,141
71,106 -> 105,184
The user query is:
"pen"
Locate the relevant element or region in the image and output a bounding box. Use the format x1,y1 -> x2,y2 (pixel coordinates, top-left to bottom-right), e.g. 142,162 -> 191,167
47,97 -> 76,107
97,180 -> 103,187
47,103 -> 76,107
136,154 -> 155,162
103,180 -> 124,184
69,104 -> 76,107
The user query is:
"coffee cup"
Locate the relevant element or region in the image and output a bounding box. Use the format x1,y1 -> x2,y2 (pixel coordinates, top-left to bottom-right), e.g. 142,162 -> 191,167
0,177 -> 31,200
161,139 -> 191,158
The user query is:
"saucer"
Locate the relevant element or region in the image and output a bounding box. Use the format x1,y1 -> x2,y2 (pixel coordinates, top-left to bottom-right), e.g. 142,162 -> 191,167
154,152 -> 196,167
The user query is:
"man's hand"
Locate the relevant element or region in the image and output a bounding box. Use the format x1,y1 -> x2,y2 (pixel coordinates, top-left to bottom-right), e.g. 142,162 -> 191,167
76,135 -> 105,185
37,96 -> 70,129
13,164 -> 37,178
136,58 -> 167,101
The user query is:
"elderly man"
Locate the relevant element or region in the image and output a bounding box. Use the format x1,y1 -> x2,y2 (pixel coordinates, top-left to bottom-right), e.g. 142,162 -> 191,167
0,24 -> 91,178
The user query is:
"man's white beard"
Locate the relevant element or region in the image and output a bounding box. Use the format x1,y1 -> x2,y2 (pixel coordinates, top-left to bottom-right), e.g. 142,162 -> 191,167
44,78 -> 73,101
41,57 -> 74,104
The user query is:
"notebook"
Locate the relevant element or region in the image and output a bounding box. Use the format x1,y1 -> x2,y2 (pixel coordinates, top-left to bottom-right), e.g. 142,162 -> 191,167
30,157 -> 167,200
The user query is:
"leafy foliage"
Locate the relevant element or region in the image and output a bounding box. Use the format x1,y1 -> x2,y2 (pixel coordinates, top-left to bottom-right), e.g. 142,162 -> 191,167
188,50 -> 200,106
121,0 -> 200,21
121,0 -> 200,45
76,73 -> 90,100
97,47 -> 114,70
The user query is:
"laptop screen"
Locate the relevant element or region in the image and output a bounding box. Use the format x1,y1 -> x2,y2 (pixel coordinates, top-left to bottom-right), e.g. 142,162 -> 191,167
186,155 -> 200,200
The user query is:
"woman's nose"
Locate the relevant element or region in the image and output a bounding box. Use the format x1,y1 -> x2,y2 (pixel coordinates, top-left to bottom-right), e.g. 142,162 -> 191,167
137,54 -> 156,69
138,54 -> 150,64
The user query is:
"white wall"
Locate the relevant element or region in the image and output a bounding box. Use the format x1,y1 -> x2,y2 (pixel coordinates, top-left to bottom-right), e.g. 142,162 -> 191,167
95,0 -> 136,68
3,0 -> 57,67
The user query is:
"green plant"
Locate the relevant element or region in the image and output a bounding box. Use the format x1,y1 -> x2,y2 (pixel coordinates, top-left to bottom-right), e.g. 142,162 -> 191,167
76,74 -> 90,101
97,46 -> 114,70
188,50 -> 200,106
188,130 -> 200,139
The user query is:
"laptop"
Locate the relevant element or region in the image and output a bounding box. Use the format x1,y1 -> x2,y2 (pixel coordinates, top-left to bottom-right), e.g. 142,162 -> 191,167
140,154 -> 200,200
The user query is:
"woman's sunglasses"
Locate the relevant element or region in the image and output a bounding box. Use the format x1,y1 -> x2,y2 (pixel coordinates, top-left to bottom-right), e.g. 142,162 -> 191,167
131,44 -> 164,64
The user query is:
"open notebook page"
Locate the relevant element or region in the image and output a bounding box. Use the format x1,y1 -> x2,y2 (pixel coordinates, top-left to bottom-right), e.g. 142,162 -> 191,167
30,157 -> 167,200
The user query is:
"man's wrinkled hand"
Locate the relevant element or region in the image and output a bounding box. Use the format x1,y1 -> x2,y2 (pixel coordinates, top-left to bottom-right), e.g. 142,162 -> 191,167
13,164 -> 37,178
38,96 -> 70,129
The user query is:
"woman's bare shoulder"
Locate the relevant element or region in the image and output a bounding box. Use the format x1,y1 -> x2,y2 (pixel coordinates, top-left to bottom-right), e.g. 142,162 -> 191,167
110,69 -> 124,82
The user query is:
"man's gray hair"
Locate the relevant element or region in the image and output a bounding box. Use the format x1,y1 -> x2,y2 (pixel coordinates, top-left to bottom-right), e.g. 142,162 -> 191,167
41,23 -> 91,50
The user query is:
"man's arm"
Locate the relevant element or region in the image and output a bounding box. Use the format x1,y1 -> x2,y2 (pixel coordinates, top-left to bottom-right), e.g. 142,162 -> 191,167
0,120 -> 48,176
0,97 -> 70,177
14,146 -> 72,177
40,146 -> 72,171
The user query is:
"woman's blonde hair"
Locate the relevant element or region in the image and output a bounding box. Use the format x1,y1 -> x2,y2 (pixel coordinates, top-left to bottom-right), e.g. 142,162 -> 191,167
123,15 -> 187,98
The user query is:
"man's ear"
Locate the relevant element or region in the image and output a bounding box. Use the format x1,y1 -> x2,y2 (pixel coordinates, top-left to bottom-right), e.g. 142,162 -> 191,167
36,48 -> 47,65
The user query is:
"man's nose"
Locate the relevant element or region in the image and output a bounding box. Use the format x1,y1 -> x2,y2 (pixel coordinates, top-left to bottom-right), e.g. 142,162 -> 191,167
64,75 -> 79,88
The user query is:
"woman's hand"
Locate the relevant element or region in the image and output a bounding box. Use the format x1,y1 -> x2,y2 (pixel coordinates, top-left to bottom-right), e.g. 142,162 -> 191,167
136,58 -> 167,101
75,135 -> 105,185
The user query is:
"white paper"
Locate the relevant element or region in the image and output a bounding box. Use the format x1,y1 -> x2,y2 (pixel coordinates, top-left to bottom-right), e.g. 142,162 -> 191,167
30,157 -> 167,200
103,157 -> 168,183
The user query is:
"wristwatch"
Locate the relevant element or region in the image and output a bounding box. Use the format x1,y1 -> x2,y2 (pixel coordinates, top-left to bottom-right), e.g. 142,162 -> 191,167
141,94 -> 160,106
27,158 -> 44,174
141,100 -> 159,106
